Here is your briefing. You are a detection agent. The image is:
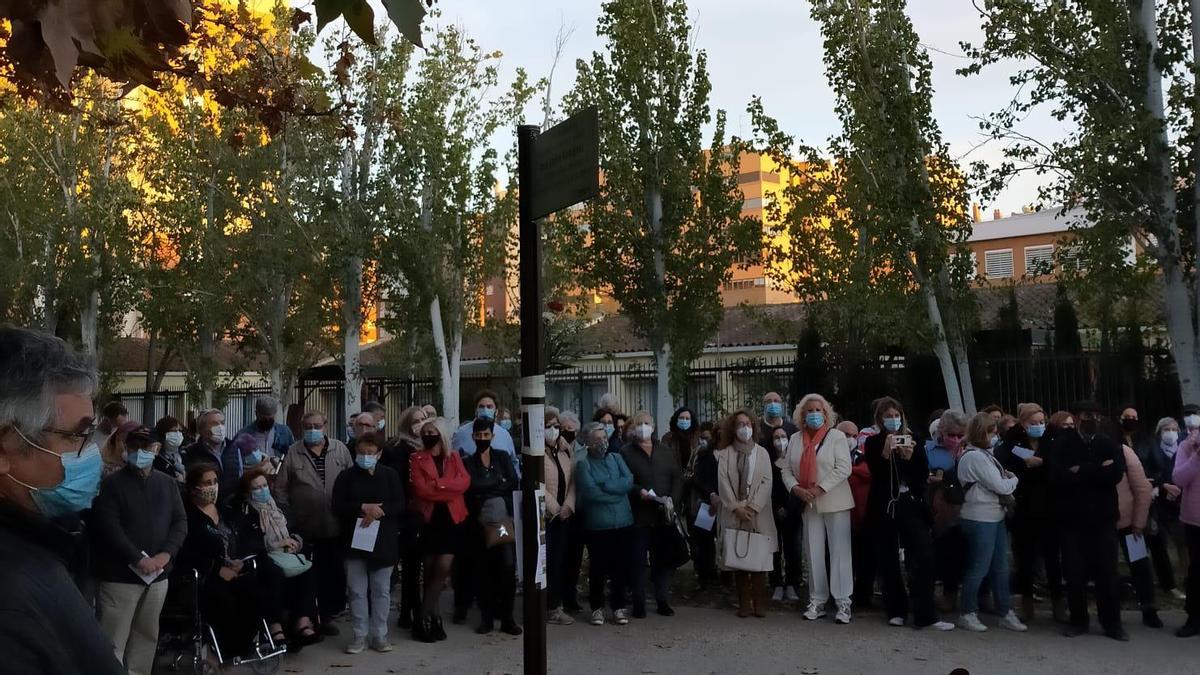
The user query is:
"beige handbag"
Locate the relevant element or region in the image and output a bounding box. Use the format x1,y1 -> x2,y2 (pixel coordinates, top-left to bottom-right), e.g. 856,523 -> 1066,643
722,527 -> 773,572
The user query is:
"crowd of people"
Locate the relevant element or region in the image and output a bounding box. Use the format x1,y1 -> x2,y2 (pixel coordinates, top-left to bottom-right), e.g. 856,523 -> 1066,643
3,325 -> 1200,674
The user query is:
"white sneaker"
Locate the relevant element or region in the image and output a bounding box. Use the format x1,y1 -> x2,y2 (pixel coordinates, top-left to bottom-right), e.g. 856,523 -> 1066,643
928,621 -> 956,631
1171,588 -> 1188,601
835,601 -> 852,624
888,616 -> 906,627
772,586 -> 785,602
590,609 -> 606,626
548,608 -> 575,626
370,639 -> 393,653
785,586 -> 801,602
999,610 -> 1028,632
344,640 -> 366,654
959,613 -> 988,632
803,602 -> 827,621
613,608 -> 629,625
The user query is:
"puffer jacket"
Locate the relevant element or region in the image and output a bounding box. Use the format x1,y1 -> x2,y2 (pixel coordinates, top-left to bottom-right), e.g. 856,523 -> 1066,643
575,452 -> 634,531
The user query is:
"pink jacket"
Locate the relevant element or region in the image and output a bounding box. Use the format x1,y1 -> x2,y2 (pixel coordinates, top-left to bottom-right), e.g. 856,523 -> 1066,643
1116,445 -> 1152,531
1174,434 -> 1200,527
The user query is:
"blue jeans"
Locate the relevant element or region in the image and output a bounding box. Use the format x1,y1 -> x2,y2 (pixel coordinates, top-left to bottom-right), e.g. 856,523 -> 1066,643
345,559 -> 392,643
960,519 -> 1011,616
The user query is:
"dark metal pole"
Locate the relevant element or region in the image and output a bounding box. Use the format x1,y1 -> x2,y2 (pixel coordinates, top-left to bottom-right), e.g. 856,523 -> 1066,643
516,123 -> 547,675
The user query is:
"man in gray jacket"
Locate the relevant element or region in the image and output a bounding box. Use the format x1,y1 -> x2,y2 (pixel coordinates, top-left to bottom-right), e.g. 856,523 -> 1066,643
277,410 -> 354,635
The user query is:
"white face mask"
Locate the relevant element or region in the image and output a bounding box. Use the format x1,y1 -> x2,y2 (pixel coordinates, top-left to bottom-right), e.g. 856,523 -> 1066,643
1186,414 -> 1200,430
209,424 -> 226,443
1161,430 -> 1179,446
545,427 -> 560,444
773,437 -> 788,452
164,431 -> 184,448
636,423 -> 653,441
736,426 -> 754,442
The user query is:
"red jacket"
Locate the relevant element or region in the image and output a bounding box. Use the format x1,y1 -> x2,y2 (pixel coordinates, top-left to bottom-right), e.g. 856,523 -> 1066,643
849,458 -> 872,530
409,449 -> 470,524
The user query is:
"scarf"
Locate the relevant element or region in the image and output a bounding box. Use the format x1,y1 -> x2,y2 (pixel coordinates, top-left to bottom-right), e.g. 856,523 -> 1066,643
733,440 -> 754,501
1163,441 -> 1179,459
250,498 -> 291,551
799,427 -> 828,490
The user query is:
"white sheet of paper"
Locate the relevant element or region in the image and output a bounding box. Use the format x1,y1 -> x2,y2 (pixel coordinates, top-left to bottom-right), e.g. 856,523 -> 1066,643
128,551 -> 164,585
351,517 -> 380,552
694,503 -> 717,531
1011,446 -> 1035,460
1126,533 -> 1148,563
534,488 -> 548,590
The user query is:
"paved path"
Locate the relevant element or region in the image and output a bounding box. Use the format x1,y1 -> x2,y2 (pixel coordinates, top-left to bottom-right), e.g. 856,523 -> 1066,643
273,605 -> 1197,675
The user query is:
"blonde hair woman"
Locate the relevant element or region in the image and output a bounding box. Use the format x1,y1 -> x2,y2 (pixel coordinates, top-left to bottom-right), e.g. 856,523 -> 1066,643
778,393 -> 855,623
716,409 -> 778,617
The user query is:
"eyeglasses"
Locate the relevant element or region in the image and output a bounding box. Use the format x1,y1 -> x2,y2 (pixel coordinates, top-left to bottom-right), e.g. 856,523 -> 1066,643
42,422 -> 98,456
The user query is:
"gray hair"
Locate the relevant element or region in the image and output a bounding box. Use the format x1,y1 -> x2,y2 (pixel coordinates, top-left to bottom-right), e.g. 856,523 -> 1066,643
255,396 -> 279,416
583,421 -> 606,440
559,411 -> 581,429
1155,416 -> 1180,439
196,408 -> 224,428
0,327 -> 96,438
597,393 -> 620,413
937,410 -> 969,440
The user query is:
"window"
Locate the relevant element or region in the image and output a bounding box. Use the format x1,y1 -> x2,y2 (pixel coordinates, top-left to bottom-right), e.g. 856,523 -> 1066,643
724,277 -> 766,291
1024,245 -> 1054,275
984,249 -> 1014,278
742,197 -> 763,211
1061,246 -> 1083,272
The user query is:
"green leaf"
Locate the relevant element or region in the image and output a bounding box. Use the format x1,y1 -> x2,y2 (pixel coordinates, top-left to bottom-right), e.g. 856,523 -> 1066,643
382,0 -> 427,48
344,0 -> 378,46
315,0 -> 358,32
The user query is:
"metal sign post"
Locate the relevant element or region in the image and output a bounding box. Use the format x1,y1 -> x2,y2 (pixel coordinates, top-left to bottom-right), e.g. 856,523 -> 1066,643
516,108 -> 599,675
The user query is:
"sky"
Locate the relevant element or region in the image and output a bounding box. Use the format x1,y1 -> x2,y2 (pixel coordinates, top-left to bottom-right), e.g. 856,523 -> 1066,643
355,0 -> 1068,215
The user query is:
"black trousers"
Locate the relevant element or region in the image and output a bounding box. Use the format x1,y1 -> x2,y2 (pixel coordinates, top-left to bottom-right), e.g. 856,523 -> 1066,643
1119,527 -> 1157,611
587,527 -> 633,612
563,517 -> 585,609
453,531 -> 479,616
1012,515 -> 1062,597
1186,525 -> 1200,623
690,523 -> 717,584
852,523 -> 877,607
872,497 -> 939,626
477,542 -> 517,623
312,537 -> 346,621
769,510 -> 802,589
1147,509 -> 1178,591
546,517 -> 572,609
398,520 -> 423,624
1060,521 -> 1122,632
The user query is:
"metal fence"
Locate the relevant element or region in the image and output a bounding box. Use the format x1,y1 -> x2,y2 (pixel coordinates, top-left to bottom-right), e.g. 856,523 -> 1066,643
111,349 -> 1185,440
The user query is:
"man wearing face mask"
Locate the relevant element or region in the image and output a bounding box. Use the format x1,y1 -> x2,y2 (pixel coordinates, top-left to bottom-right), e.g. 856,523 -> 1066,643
1047,400 -> 1128,640
91,426 -> 187,675
1118,407 -> 1154,465
451,390 -> 519,479
758,392 -> 798,449
183,409 -> 241,504
278,411 -> 355,636
620,411 -> 684,617
0,326 -> 123,674
239,396 -> 294,461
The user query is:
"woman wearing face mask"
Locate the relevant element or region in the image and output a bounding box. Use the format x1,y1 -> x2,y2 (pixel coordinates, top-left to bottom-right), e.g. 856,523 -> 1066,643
778,394 -> 854,623
956,413 -> 1025,633
331,432 -> 404,654
768,425 -> 802,603
229,470 -> 321,648
716,409 -> 777,618
543,411 -> 578,625
995,402 -> 1064,623
576,422 -> 636,626
102,421 -> 141,479
664,407 -> 698,478
153,415 -> 188,481
620,411 -> 684,617
593,408 -> 619,453
179,463 -> 272,658
1172,407 -> 1200,638
1144,417 -> 1188,607
389,406 -> 428,630
686,421 -> 721,588
408,418 -> 470,642
926,410 -> 968,614
863,397 -> 955,631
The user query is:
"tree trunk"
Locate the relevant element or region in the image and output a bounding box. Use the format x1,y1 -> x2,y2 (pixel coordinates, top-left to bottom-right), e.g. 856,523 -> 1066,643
1139,0 -> 1200,403
142,331 -> 157,424
342,255 -> 364,425
918,280 -> 965,411
267,282 -> 290,401
429,295 -> 457,425
654,343 -> 674,431
199,321 -> 215,409
646,185 -> 673,429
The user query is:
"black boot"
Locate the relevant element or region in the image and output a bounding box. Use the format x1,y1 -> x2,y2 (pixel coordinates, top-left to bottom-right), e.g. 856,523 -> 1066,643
413,615 -> 436,643
1177,621 -> 1200,638
500,618 -> 523,635
1143,609 -> 1163,628
431,615 -> 447,641
476,613 -> 494,635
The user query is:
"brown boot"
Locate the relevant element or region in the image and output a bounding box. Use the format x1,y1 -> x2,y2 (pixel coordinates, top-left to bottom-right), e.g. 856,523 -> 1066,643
735,573 -> 751,618
1021,594 -> 1036,623
752,572 -> 768,618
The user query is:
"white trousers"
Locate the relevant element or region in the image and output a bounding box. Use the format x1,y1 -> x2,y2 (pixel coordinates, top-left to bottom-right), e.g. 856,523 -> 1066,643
96,580 -> 169,675
803,508 -> 853,605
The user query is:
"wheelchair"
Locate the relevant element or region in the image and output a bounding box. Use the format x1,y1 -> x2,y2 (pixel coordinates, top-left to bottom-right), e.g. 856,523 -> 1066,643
158,557 -> 287,674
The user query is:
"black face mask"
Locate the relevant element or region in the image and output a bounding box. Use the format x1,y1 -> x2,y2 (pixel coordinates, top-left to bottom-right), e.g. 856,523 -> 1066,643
421,434 -> 440,449
561,430 -> 577,445
256,418 -> 274,431
1120,418 -> 1139,432
1079,418 -> 1099,437
475,439 -> 492,454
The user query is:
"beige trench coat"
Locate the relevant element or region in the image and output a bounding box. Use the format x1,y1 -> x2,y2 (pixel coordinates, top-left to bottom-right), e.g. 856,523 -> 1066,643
716,444 -> 778,571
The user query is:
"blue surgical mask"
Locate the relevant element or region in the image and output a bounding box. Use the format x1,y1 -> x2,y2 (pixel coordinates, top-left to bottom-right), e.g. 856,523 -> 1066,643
303,429 -> 323,445
990,435 -> 1001,449
125,449 -> 156,470
1027,423 -> 1046,439
251,486 -> 272,504
499,418 -> 513,431
764,402 -> 783,418
7,431 -> 102,519
676,418 -> 692,431
244,450 -> 265,467
804,412 -> 825,430
477,407 -> 497,421
883,417 -> 902,433
356,454 -> 378,471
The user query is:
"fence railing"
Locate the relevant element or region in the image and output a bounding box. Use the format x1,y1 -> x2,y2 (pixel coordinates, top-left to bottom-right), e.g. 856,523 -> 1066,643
111,349 -> 1184,441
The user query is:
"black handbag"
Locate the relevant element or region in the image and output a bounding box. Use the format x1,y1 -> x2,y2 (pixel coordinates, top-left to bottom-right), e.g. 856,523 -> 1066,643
653,511 -> 693,570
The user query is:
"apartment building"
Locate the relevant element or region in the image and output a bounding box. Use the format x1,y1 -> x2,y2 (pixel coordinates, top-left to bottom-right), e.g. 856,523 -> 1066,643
965,206 -> 1086,282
